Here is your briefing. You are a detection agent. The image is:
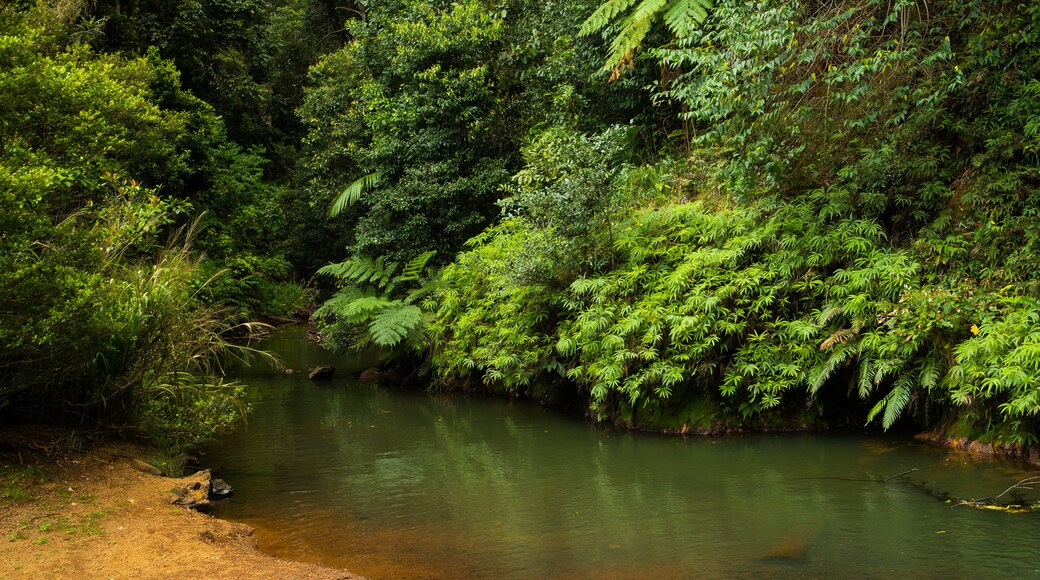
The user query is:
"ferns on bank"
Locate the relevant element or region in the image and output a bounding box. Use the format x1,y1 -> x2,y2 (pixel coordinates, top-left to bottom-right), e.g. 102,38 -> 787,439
428,220 -> 562,393
416,1 -> 1040,442
315,251 -> 437,350
948,296 -> 1040,443
555,198 -> 919,420
429,185 -> 1040,440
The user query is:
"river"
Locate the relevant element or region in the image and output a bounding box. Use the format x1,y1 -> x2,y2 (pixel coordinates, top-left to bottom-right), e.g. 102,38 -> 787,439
202,326 -> 1040,578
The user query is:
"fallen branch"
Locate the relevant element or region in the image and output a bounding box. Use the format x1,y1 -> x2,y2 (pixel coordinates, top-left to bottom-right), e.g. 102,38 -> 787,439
950,475 -> 1040,512
989,475 -> 1040,502
882,467 -> 918,482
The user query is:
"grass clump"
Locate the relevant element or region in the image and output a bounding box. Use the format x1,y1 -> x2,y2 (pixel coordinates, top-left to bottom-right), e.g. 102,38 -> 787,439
0,465 -> 45,503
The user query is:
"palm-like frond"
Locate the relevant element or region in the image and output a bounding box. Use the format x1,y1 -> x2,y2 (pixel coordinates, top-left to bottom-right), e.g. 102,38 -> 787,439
328,172 -> 381,218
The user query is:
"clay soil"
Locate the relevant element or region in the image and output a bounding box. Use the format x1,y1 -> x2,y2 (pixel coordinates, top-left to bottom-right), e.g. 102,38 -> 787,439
0,426 -> 361,579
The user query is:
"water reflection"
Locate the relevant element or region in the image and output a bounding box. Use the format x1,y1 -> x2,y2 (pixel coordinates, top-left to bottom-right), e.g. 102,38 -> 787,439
204,326 -> 1040,579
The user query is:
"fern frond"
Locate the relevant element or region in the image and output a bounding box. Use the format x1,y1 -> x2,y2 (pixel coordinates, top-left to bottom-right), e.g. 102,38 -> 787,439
578,0 -> 641,36
606,0 -> 669,73
318,256 -> 399,290
867,375 -> 913,429
918,358 -> 940,391
809,345 -> 853,394
311,287 -> 367,320
328,172 -> 381,218
661,0 -> 709,35
857,355 -> 875,398
818,304 -> 843,325
820,327 -> 856,350
339,295 -> 393,320
369,304 -> 423,348
580,0 -> 713,73
397,250 -> 437,283
317,257 -> 376,281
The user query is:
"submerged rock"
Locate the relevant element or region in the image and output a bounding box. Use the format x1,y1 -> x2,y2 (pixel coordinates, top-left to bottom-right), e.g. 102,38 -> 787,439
308,366 -> 335,380
358,367 -> 397,383
210,478 -> 234,498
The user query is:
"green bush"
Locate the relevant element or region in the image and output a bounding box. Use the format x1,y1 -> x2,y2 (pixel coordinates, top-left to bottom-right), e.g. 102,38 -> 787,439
422,0 -> 1040,441
0,9 -> 251,450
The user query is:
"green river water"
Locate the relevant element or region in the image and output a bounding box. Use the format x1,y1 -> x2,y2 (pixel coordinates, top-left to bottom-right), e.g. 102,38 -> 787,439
203,326 -> 1040,579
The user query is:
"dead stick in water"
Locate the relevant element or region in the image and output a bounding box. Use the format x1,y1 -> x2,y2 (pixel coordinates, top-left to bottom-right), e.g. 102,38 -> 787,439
973,475 -> 1040,504
882,467 -> 919,482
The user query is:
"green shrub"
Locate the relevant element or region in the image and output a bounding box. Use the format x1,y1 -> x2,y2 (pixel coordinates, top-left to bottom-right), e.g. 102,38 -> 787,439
0,11 -> 253,449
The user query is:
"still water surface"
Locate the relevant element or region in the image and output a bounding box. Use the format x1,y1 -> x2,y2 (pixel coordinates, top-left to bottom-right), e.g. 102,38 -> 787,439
204,327 -> 1040,578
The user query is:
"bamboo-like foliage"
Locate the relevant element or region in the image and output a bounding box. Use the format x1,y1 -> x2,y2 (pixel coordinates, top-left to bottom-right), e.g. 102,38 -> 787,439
87,223 -> 269,448
429,220 -> 561,393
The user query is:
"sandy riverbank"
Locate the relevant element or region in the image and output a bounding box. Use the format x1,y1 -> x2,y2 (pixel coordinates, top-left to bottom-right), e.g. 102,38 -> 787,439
0,428 -> 360,579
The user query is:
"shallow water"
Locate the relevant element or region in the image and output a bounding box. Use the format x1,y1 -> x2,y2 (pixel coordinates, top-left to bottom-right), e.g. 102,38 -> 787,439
204,326 -> 1040,579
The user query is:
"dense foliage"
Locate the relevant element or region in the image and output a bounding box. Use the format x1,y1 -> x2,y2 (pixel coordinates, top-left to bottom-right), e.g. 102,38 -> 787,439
89,0 -> 345,170
0,5 -> 273,451
319,0 -> 1040,445
5,0 -> 1040,452
290,0 -> 651,270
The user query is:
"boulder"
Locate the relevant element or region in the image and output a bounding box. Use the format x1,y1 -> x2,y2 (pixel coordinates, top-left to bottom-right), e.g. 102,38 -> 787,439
308,365 -> 335,380
210,478 -> 234,498
359,367 -> 397,382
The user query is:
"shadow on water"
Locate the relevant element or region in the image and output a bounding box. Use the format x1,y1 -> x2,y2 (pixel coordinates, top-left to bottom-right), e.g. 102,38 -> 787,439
203,326 -> 1040,579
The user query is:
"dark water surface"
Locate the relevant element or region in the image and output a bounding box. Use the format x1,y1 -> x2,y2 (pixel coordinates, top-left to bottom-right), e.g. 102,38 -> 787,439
204,326 -> 1040,579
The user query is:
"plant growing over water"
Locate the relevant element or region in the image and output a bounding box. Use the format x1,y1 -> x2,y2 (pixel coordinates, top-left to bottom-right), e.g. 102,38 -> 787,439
315,251 -> 439,353
423,0 -> 1040,441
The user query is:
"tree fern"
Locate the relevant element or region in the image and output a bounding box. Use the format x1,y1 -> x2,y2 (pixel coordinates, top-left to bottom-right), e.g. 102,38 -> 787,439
370,305 -> 424,348
316,249 -> 438,352
579,0 -> 713,75
580,0 -> 640,33
318,256 -> 398,291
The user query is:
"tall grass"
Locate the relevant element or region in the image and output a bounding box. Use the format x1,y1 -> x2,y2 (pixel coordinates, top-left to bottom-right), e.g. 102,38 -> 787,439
3,221 -> 267,451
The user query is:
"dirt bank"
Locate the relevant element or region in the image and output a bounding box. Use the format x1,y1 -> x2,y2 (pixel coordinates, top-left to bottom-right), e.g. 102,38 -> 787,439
0,428 -> 361,579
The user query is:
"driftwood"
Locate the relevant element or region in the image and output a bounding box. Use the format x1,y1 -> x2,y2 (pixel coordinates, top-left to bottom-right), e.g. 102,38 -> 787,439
946,476 -> 1040,513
